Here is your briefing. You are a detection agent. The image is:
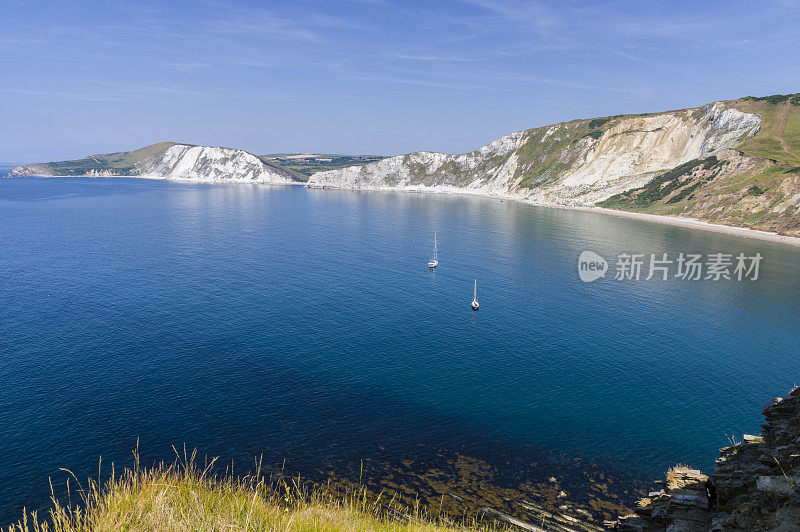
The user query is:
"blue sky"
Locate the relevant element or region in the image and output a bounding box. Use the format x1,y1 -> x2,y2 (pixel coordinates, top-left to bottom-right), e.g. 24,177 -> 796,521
2,0 -> 800,162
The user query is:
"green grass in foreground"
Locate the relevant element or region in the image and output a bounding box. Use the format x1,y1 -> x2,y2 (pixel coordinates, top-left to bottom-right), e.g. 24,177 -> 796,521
9,449 -> 498,532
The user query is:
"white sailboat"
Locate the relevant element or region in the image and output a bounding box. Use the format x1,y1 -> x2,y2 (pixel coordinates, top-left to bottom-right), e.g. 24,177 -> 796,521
427,232 -> 438,269
471,279 -> 479,311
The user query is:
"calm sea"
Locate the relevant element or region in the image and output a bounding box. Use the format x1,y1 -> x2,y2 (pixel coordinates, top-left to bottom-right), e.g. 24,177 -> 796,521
1,177 -> 799,523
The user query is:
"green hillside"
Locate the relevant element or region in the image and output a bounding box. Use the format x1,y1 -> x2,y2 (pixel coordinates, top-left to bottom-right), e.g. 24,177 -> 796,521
37,142 -> 178,176
731,94 -> 800,164
261,153 -> 387,180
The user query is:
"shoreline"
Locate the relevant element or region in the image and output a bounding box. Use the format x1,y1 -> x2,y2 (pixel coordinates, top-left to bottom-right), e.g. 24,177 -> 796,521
307,183 -> 800,248
135,174 -> 307,185
4,173 -> 307,186
561,205 -> 800,248
8,175 -> 800,247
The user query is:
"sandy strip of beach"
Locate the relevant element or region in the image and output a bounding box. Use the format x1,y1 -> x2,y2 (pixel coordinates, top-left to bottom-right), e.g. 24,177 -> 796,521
563,205 -> 800,248
308,182 -> 800,248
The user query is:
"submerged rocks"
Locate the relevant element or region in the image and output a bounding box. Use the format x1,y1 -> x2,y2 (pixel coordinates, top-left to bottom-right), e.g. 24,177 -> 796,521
614,386 -> 800,531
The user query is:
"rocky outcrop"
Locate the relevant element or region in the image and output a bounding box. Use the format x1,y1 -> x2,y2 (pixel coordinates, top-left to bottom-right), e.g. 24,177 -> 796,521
10,163 -> 56,177
615,466 -> 711,531
615,386 -> 800,531
308,102 -> 761,205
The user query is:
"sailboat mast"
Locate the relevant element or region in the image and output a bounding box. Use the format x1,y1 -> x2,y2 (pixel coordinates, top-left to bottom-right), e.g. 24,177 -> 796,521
427,231 -> 439,269
474,279 -> 477,301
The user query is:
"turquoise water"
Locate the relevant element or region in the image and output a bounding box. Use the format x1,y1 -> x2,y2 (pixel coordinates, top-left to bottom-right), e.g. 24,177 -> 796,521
1,177 -> 799,522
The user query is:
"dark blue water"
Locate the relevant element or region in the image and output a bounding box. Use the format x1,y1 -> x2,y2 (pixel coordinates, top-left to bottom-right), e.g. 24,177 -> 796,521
1,177 -> 799,523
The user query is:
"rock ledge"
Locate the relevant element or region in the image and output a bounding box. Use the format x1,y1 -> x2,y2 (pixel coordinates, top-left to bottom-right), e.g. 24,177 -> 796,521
614,386 -> 800,531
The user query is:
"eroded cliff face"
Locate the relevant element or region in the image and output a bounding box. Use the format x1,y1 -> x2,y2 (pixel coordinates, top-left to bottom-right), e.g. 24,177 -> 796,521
532,103 -> 761,204
601,149 -> 800,237
307,131 -> 529,198
308,102 -> 761,205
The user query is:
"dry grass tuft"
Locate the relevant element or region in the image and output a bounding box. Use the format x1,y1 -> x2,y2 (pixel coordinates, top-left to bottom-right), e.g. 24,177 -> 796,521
8,446 -> 500,532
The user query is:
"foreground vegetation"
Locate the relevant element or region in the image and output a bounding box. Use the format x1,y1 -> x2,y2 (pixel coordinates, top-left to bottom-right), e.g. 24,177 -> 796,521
8,449 -> 498,532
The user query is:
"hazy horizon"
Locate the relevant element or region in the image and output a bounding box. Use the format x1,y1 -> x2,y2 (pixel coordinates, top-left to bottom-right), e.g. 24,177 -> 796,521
2,0 -> 800,163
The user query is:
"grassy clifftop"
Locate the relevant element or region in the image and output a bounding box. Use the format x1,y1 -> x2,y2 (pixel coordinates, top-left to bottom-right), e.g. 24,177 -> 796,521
732,94 -> 800,164
30,142 -> 178,176
8,452 -> 497,532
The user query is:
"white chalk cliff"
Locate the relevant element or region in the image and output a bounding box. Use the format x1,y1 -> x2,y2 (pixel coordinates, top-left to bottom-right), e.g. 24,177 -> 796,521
136,144 -> 294,183
10,143 -> 297,184
308,102 -> 761,205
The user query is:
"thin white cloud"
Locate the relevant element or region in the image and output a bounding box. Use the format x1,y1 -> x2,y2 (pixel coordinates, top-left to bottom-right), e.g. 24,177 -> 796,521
0,83 -> 203,103
505,73 -> 653,98
161,61 -> 211,70
343,73 -> 485,91
459,0 -> 560,34
390,52 -> 478,63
